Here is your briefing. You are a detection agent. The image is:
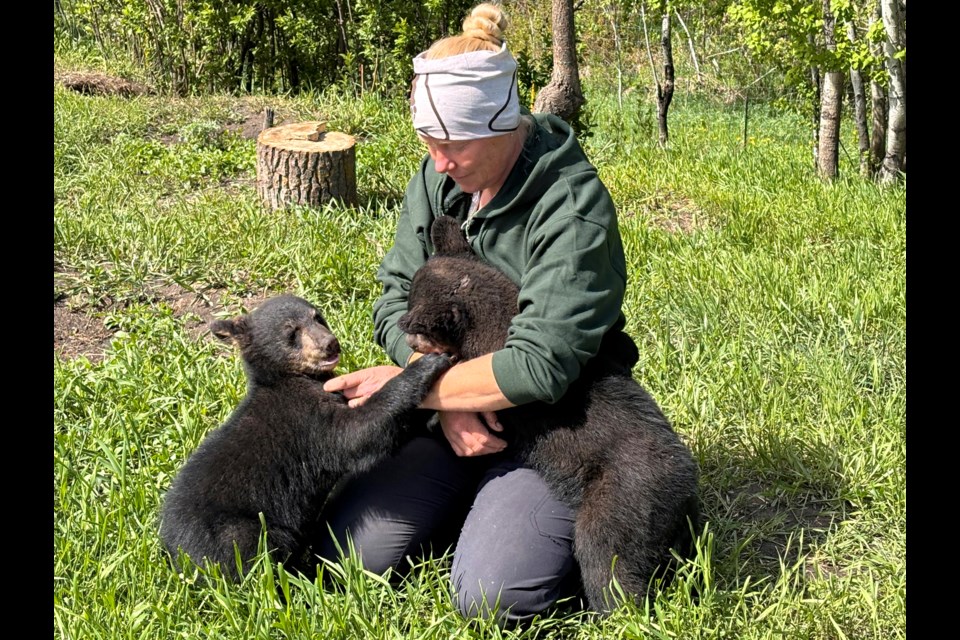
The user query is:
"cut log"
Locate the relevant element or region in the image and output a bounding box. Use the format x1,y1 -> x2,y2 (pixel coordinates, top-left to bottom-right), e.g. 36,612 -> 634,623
256,121 -> 357,210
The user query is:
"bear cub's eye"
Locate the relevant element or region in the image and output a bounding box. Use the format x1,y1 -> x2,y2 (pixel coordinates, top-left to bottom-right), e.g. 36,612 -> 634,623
287,325 -> 300,346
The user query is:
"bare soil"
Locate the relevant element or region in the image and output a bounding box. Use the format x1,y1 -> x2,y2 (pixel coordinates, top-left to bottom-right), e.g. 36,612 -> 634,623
54,281 -> 269,363
56,70 -> 154,97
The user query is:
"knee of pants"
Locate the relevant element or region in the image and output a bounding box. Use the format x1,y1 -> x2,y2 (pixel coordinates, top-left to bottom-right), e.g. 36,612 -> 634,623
451,565 -> 559,625
449,465 -> 580,624
320,519 -> 407,576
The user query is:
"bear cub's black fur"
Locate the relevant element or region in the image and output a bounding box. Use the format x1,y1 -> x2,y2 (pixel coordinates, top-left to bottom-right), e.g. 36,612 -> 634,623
398,216 -> 701,612
160,295 -> 452,580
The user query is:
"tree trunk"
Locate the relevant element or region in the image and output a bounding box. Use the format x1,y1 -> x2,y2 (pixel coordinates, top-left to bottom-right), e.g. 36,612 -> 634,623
870,82 -> 888,174
533,0 -> 585,123
657,4 -> 675,148
878,0 -> 906,185
237,35 -> 253,93
333,0 -> 349,57
817,0 -> 843,180
817,72 -> 843,179
868,2 -> 887,175
847,21 -> 871,177
256,122 -> 358,210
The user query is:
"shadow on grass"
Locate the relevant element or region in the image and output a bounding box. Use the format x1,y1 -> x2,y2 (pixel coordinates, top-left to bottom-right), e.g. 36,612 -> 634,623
697,435 -> 854,585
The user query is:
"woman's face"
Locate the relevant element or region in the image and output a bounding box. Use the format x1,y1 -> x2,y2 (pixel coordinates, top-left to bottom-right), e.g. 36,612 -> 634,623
419,132 -> 517,195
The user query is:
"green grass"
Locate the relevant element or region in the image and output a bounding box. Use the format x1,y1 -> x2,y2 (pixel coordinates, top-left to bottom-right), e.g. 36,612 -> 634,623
54,64 -> 905,638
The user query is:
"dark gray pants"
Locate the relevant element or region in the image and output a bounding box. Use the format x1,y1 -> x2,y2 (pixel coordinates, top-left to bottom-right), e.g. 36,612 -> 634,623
315,433 -> 581,625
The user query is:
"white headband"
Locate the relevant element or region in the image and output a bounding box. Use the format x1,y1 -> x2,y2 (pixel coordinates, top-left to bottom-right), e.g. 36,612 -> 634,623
411,43 -> 520,140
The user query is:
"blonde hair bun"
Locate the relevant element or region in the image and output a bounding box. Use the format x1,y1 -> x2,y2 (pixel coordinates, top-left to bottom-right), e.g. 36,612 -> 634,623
423,3 -> 511,59
461,3 -> 509,47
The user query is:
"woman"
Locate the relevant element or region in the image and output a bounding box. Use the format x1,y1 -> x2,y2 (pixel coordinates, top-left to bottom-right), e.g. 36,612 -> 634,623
320,2 -> 638,625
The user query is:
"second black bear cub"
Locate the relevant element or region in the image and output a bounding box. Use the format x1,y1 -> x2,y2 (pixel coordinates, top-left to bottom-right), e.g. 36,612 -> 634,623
398,216 -> 701,612
160,295 -> 452,580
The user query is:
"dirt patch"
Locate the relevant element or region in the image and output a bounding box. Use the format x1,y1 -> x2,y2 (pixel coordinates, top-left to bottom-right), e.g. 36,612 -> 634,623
54,280 -> 270,363
154,283 -> 271,341
56,71 -> 154,98
622,188 -> 709,234
644,189 -> 707,233
54,300 -> 116,363
227,103 -> 275,140
157,100 -> 278,146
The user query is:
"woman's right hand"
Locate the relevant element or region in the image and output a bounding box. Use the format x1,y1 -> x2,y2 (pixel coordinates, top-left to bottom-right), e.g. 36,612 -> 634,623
323,365 -> 403,408
438,410 -> 507,457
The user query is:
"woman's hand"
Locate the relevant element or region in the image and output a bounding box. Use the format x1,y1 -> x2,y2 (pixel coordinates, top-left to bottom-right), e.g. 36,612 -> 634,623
438,410 -> 507,457
323,365 -> 403,408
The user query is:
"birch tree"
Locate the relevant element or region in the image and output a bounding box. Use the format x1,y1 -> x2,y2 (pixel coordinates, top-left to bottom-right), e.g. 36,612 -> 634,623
878,0 -> 906,185
868,1 -> 888,174
657,2 -> 676,147
817,0 -> 844,179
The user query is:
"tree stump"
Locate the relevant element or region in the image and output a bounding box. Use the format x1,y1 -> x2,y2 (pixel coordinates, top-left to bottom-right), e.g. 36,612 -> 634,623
256,121 -> 358,210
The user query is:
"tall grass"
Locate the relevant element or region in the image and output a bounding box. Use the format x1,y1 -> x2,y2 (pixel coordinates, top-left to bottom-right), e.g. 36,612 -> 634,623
54,65 -> 905,638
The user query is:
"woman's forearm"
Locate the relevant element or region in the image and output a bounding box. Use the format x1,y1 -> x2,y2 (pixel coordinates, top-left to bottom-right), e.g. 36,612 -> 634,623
416,353 -> 517,412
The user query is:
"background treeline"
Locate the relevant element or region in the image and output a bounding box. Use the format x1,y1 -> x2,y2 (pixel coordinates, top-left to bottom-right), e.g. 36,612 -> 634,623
54,0 -> 506,96
53,0 -> 906,184
50,0 -> 844,100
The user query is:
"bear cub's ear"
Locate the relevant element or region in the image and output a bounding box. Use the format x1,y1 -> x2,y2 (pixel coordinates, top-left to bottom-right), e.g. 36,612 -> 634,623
210,316 -> 251,346
430,216 -> 473,256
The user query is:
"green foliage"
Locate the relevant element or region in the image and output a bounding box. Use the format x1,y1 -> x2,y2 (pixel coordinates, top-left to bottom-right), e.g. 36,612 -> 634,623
515,48 -> 552,110
503,0 -> 554,108
727,1 -> 822,79
726,0 -> 888,108
105,125 -> 253,190
55,0 -> 478,95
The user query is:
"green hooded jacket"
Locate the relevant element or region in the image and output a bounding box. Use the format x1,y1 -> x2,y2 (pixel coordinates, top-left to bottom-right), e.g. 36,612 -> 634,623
374,113 -> 637,406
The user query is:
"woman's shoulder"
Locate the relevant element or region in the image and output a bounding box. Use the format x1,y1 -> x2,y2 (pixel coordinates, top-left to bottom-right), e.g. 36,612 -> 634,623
525,114 -> 599,182
518,122 -> 613,223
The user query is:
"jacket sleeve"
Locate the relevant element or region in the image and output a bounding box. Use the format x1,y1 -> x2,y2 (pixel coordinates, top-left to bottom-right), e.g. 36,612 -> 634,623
372,161 -> 433,365
490,172 -> 628,406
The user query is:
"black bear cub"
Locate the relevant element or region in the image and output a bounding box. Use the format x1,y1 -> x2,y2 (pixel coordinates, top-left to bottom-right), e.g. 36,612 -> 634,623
398,216 -> 701,612
160,295 -> 452,580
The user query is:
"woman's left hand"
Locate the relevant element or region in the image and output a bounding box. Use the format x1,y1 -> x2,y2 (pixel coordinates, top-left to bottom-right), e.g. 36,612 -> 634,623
438,410 -> 506,457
